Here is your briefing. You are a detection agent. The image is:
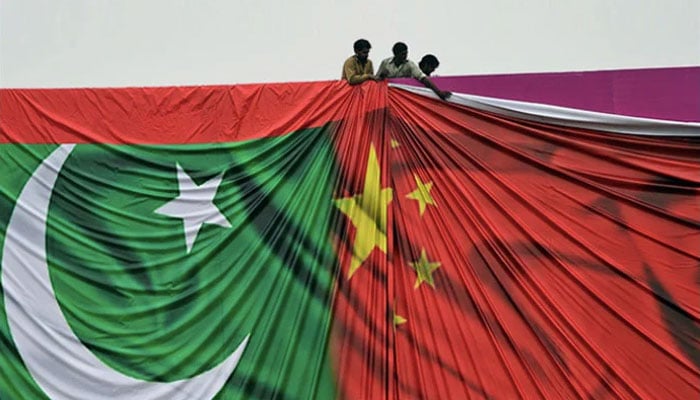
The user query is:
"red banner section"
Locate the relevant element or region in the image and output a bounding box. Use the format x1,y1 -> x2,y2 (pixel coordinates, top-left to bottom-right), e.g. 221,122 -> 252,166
0,81 -> 386,144
327,86 -> 698,399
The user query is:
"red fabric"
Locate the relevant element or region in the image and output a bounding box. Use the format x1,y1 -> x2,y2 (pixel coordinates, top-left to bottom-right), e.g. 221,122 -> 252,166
329,84 -> 394,399
330,88 -> 699,399
0,81 -> 383,144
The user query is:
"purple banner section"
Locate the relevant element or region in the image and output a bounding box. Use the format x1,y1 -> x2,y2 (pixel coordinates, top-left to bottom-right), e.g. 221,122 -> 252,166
392,66 -> 700,122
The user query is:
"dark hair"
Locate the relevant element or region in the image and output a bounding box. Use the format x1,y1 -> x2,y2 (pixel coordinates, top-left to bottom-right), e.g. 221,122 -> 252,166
419,54 -> 440,68
354,39 -> 371,52
392,42 -> 408,55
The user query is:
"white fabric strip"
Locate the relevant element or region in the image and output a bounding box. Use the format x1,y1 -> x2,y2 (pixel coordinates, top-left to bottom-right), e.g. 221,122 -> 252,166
390,84 -> 700,137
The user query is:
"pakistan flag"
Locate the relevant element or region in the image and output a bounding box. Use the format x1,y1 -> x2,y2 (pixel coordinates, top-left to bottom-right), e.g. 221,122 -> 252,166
0,126 -> 340,399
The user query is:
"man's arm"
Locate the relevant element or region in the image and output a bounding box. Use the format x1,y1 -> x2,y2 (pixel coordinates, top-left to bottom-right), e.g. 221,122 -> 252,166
344,59 -> 376,85
407,60 -> 450,100
376,59 -> 388,80
347,74 -> 375,85
419,76 -> 451,100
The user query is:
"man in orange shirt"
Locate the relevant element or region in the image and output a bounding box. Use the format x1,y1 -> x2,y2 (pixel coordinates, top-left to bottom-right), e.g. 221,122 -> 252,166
342,39 -> 378,85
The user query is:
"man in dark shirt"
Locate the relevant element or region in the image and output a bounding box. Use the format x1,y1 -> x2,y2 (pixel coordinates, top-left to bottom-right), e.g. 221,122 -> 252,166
418,54 -> 441,76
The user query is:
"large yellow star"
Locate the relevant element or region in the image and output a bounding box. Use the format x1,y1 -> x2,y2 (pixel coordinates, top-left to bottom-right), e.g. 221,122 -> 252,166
334,145 -> 393,279
409,248 -> 441,289
405,174 -> 435,216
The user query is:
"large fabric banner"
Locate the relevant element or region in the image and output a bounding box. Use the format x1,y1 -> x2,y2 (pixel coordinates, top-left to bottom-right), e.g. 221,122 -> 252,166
1,81 -> 698,399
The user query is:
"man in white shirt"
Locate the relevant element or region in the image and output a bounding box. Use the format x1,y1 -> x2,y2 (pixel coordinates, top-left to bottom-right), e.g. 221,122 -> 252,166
377,42 -> 451,100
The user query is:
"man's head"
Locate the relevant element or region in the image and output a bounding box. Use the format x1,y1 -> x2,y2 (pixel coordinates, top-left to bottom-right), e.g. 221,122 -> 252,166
392,42 -> 408,63
353,39 -> 371,62
419,54 -> 440,76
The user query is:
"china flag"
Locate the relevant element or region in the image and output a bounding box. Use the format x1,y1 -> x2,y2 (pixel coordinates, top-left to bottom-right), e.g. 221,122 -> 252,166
331,87 -> 699,399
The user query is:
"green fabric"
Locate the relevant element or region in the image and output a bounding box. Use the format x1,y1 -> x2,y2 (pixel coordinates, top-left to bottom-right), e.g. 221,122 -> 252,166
0,126 -> 339,399
0,144 -> 57,400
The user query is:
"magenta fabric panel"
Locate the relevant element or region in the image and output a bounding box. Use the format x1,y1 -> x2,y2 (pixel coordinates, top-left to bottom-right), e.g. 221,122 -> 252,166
392,66 -> 700,122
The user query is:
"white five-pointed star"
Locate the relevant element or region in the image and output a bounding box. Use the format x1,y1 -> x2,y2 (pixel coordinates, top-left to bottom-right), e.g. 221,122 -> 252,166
155,163 -> 231,253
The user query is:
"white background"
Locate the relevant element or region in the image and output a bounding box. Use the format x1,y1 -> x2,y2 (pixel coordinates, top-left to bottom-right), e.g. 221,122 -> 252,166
1,0 -> 698,88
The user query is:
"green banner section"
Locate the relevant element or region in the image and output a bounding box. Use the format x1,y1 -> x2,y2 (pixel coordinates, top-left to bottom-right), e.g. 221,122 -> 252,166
1,125 -> 340,399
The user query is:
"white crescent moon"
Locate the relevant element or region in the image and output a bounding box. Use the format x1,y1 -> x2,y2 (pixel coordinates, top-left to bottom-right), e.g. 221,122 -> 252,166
1,144 -> 249,400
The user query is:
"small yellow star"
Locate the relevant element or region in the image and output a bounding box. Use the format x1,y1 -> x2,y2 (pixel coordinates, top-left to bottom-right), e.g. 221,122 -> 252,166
334,145 -> 393,279
409,248 -> 441,289
405,175 -> 435,216
393,313 -> 407,326
391,139 -> 400,148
